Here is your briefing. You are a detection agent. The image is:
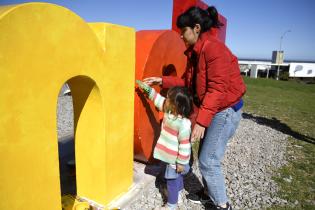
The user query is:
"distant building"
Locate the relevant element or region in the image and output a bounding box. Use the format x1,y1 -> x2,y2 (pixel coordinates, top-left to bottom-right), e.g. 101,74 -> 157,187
239,59 -> 315,79
272,51 -> 284,64
239,49 -> 315,79
289,63 -> 315,77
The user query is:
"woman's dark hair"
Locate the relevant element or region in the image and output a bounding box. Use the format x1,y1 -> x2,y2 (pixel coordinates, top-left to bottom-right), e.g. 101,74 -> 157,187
167,86 -> 193,118
176,6 -> 223,33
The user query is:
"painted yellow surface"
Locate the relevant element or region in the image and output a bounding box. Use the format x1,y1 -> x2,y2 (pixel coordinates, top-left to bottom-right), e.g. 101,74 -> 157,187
0,2 -> 134,210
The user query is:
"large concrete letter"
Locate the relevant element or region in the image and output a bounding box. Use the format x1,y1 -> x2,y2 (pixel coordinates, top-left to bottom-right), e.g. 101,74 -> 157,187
0,3 -> 134,209
134,30 -> 186,162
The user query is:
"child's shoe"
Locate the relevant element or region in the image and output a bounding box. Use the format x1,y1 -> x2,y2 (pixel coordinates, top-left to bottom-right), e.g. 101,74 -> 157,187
153,204 -> 175,210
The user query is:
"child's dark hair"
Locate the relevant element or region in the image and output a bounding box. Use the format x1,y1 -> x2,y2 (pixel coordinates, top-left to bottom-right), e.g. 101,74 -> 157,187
166,86 -> 193,118
176,6 -> 223,33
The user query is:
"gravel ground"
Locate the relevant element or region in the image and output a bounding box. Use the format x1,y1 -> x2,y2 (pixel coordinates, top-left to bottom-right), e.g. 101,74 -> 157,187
126,116 -> 289,210
57,95 -> 290,210
57,95 -> 74,139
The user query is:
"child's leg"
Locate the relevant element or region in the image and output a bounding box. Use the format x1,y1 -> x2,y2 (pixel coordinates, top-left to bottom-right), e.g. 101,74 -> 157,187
166,178 -> 180,207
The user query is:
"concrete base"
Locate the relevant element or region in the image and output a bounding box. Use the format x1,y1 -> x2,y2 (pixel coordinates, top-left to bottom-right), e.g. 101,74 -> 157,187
58,134 -> 158,209
106,161 -> 158,209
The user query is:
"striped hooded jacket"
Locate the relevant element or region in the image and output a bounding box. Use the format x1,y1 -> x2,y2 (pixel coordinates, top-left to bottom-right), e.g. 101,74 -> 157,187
148,88 -> 191,165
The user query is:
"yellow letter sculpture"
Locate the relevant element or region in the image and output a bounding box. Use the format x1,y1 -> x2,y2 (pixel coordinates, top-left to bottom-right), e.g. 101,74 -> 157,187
0,3 -> 134,209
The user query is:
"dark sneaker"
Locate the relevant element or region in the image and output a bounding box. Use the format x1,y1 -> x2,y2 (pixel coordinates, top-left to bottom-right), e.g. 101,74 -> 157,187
207,202 -> 232,210
186,189 -> 211,204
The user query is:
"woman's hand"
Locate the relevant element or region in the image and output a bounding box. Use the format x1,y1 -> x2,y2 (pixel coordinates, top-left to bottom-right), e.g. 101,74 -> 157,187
191,123 -> 205,142
143,77 -> 162,86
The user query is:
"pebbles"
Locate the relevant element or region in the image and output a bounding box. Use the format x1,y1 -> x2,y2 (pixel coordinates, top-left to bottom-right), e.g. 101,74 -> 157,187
126,115 -> 289,210
57,95 -> 73,138
57,95 -> 290,210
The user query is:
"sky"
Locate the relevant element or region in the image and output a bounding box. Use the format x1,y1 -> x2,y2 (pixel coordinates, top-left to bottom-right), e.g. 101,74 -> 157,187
1,0 -> 315,61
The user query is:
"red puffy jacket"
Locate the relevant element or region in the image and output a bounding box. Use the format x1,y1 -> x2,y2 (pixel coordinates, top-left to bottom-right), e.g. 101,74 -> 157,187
162,31 -> 246,127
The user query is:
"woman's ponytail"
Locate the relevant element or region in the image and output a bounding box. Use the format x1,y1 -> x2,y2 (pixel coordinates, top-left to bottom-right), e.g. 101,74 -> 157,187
176,6 -> 224,33
207,6 -> 224,28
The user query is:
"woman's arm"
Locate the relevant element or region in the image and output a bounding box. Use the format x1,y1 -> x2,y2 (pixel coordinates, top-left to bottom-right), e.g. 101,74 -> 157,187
162,76 -> 185,89
143,75 -> 186,89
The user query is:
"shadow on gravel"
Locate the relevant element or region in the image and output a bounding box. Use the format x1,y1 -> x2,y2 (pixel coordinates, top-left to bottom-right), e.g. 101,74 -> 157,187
242,112 -> 315,145
144,163 -> 167,203
58,135 -> 76,195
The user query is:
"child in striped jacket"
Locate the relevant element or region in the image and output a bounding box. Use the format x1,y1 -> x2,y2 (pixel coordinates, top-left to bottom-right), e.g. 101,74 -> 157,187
137,80 -> 193,210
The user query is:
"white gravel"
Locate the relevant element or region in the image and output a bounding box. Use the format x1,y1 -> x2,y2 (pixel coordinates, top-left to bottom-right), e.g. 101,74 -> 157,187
57,95 -> 74,139
57,95 -> 290,210
126,115 -> 289,210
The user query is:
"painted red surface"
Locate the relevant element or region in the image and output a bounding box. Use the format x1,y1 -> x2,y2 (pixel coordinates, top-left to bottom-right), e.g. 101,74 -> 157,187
134,0 -> 228,162
134,30 -> 186,162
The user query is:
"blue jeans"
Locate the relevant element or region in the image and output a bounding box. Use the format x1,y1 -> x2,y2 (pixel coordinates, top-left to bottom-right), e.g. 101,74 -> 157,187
166,176 -> 183,209
164,164 -> 190,208
199,108 -> 242,205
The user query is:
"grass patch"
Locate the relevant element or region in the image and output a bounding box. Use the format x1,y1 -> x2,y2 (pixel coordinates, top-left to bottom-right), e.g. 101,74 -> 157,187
243,77 -> 315,139
243,77 -> 315,209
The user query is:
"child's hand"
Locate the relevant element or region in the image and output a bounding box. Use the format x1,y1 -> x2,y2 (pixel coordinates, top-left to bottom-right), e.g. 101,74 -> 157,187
176,163 -> 185,173
136,80 -> 152,96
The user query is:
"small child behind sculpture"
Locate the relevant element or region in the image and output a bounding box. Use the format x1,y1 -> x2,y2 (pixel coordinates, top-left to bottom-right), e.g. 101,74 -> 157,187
137,80 -> 193,210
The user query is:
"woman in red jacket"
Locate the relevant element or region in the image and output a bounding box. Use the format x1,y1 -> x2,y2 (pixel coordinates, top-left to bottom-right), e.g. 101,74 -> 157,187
144,6 -> 246,210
